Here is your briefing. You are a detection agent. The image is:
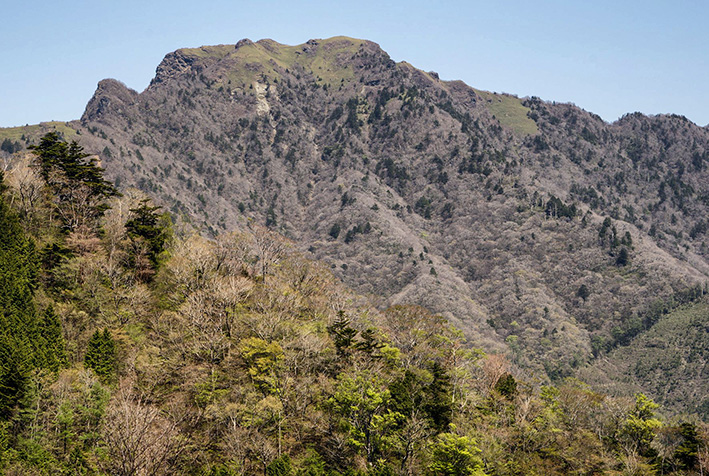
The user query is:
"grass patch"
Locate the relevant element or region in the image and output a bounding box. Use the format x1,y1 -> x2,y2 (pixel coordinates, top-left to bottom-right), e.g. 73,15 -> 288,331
179,44 -> 234,60
178,36 -> 364,89
474,89 -> 538,136
0,121 -> 79,144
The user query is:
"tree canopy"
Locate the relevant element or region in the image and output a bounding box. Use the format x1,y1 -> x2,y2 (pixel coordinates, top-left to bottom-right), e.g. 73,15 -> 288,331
29,132 -> 118,230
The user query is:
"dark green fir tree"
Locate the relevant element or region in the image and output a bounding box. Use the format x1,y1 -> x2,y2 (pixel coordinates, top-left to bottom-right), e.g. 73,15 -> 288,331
84,329 -> 116,382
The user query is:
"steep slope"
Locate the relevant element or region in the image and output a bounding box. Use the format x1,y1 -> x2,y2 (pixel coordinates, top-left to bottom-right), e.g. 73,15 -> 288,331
4,154 -> 706,475
580,298 -> 709,418
4,37 -> 709,414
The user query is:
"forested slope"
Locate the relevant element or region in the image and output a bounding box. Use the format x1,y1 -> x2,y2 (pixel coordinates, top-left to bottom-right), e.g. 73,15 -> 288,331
59,37 -> 709,415
1,133 -> 708,475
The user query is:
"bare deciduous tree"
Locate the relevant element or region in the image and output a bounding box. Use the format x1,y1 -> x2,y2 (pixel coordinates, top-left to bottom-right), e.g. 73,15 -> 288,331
248,222 -> 289,282
102,384 -> 183,476
5,152 -> 43,223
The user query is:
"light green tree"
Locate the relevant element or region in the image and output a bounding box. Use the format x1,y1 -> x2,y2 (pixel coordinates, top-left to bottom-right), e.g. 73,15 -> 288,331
619,393 -> 662,459
239,337 -> 284,394
328,371 -> 402,464
428,432 -> 487,476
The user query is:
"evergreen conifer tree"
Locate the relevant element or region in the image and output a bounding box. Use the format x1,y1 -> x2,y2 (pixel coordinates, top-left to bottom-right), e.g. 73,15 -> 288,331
0,172 -> 40,417
125,199 -> 169,269
84,329 -> 116,382
425,362 -> 454,432
29,132 -> 119,231
37,306 -> 67,372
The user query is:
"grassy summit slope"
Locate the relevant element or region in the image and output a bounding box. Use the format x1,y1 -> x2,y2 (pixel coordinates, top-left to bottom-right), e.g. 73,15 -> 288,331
175,36 -> 366,88
473,88 -> 539,135
0,121 -> 79,142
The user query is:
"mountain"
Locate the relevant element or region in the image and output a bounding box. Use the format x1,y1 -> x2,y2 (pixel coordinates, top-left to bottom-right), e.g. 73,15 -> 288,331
3,145 -> 705,474
2,36 -> 708,417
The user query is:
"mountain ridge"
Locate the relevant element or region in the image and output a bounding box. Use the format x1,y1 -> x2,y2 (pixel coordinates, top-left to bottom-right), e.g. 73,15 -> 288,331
2,36 -> 708,417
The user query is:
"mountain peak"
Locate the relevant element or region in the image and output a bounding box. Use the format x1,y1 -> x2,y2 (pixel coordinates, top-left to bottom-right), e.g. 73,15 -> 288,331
235,38 -> 254,49
147,36 -> 388,91
81,78 -> 137,123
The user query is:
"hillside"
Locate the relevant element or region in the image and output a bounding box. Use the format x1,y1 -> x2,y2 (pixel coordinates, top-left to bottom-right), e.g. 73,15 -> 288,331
581,299 -> 709,420
1,133 -> 708,475
2,36 -> 709,418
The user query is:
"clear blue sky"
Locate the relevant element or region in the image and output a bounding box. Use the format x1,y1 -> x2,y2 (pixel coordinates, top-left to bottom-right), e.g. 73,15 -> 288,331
2,0 -> 707,127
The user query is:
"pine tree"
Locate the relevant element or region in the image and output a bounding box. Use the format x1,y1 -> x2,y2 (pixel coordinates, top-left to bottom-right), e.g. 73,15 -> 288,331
0,335 -> 31,418
616,247 -> 630,266
125,199 -> 170,270
0,172 -> 39,417
37,306 -> 67,372
494,372 -> 518,400
29,132 -> 119,231
84,329 -> 116,382
675,422 -> 700,470
425,362 -> 453,432
327,311 -> 358,359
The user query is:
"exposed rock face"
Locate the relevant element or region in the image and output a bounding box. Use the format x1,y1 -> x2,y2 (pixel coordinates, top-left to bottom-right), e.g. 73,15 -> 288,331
150,50 -> 199,87
235,38 -> 253,49
81,79 -> 138,123
71,36 -> 709,416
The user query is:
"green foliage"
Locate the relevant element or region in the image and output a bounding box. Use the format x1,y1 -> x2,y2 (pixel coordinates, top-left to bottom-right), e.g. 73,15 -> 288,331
0,176 -> 38,316
0,336 -> 31,419
621,231 -> 633,248
494,373 -> 517,400
29,132 -> 119,230
375,158 -> 409,187
1,126 -> 708,475
343,222 -> 372,244
354,328 -> 382,356
0,175 -> 57,417
674,422 -> 699,470
266,205 -> 278,227
125,198 -> 171,272
389,370 -> 422,418
329,223 -> 341,239
239,337 -> 284,394
389,364 -> 453,435
615,247 -> 630,266
544,195 -> 577,219
84,329 -> 116,382
345,97 -> 361,133
340,192 -> 356,208
441,202 -> 454,220
328,312 -> 358,359
328,371 -> 400,463
267,454 -> 293,476
598,217 -> 612,241
36,306 -> 67,372
620,394 -> 662,456
427,433 -> 486,476
425,363 -> 453,432
415,197 -> 433,219
1,138 -> 22,154
295,449 -> 328,476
